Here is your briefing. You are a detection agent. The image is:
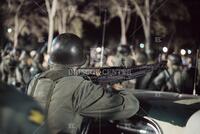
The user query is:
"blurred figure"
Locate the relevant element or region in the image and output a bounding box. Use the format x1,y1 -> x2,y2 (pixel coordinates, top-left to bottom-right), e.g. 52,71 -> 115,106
106,48 -> 117,66
0,82 -> 49,134
108,45 -> 135,67
0,48 -> 28,92
30,53 -> 45,78
134,51 -> 148,66
180,56 -> 195,94
135,50 -> 160,89
90,47 -> 108,67
161,53 -> 168,61
6,57 -> 19,87
42,53 -> 50,69
16,50 -> 32,91
152,54 -> 184,92
134,51 -> 148,89
109,45 -> 136,88
0,49 -> 20,87
0,50 -> 11,82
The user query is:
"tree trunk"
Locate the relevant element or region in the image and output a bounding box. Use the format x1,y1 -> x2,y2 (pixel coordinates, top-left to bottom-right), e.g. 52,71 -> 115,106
57,12 -> 63,34
58,17 -> 63,34
144,28 -> 150,53
46,0 -> 57,53
62,10 -> 67,33
57,10 -> 67,34
120,15 -> 127,45
145,0 -> 151,57
14,14 -> 19,48
47,16 -> 54,53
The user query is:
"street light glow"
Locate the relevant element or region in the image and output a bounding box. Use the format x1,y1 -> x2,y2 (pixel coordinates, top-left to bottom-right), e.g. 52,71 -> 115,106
7,28 -> 12,33
180,49 -> 186,55
96,47 -> 101,53
139,43 -> 145,48
162,47 -> 168,53
187,49 -> 192,54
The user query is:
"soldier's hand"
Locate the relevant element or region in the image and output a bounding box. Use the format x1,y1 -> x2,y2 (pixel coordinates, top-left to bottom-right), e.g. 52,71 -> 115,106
112,83 -> 124,90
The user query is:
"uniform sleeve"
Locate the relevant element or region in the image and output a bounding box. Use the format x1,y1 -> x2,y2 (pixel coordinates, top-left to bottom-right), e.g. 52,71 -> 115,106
72,80 -> 139,120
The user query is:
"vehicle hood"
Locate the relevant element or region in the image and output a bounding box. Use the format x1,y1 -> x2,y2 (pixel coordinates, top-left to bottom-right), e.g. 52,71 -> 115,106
132,90 -> 200,127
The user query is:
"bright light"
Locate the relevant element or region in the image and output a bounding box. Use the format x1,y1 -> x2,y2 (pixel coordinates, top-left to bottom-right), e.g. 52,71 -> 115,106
187,49 -> 192,55
162,47 -> 168,53
96,47 -> 101,53
139,43 -> 145,48
180,49 -> 186,55
7,28 -> 12,33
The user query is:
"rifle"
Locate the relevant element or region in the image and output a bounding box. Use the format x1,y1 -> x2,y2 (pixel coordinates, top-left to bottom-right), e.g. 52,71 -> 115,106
79,61 -> 167,85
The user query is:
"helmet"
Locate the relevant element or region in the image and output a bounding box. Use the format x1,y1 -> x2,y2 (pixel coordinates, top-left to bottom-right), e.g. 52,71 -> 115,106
168,54 -> 182,66
148,49 -> 159,61
117,45 -> 131,55
135,51 -> 148,65
50,33 -> 86,66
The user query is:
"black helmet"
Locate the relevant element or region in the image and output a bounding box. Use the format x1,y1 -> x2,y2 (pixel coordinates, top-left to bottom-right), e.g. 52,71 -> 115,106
50,33 -> 86,66
117,45 -> 131,55
168,54 -> 182,66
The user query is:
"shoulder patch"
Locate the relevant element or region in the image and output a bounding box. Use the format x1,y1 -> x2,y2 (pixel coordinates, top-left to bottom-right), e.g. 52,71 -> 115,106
28,109 -> 45,125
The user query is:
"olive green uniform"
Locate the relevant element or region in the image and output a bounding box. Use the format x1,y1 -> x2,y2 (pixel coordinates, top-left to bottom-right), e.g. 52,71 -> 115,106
0,82 -> 48,134
152,69 -> 184,92
27,64 -> 139,134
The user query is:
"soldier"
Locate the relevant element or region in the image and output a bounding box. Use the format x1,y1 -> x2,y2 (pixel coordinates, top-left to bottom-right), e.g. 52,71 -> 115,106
27,33 -> 139,134
108,45 -> 135,67
152,54 -> 184,92
0,51 -> 10,82
135,50 -> 160,89
30,53 -> 45,79
134,51 -> 148,89
0,82 -> 49,134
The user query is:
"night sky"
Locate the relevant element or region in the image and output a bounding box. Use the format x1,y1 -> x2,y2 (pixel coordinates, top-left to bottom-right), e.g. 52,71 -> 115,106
1,0 -> 200,49
183,0 -> 200,43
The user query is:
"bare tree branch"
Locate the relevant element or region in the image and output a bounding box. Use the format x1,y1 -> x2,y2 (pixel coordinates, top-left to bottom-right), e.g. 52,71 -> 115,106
68,5 -> 77,22
150,0 -> 157,11
125,11 -> 131,31
123,0 -> 128,18
45,0 -> 51,15
132,0 -> 146,29
15,0 -> 25,15
111,0 -> 123,17
45,0 -> 58,53
51,0 -> 57,17
18,19 -> 26,33
8,0 -> 11,9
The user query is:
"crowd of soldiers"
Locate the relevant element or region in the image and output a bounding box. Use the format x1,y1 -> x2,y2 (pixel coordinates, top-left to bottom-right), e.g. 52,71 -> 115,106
91,45 -> 199,94
0,39 -> 199,95
0,46 -> 48,92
